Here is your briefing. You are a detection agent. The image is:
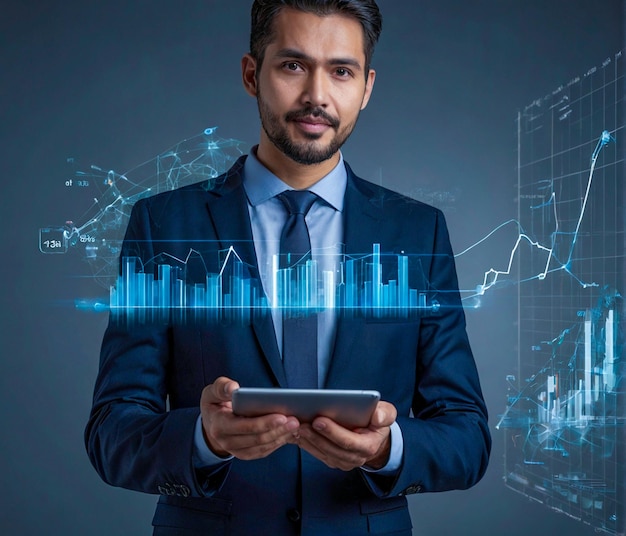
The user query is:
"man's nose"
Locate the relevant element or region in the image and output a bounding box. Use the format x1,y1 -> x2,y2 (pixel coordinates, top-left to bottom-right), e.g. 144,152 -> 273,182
301,69 -> 329,108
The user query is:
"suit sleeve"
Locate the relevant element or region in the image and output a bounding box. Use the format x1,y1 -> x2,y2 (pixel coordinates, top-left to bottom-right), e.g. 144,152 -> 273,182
84,199 -> 230,498
363,208 -> 491,498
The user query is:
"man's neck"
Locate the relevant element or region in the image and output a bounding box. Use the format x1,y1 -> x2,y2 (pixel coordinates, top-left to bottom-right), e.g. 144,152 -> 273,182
255,139 -> 341,190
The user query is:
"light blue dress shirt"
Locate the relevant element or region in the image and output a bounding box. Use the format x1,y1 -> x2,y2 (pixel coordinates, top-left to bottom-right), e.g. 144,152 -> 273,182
193,149 -> 402,475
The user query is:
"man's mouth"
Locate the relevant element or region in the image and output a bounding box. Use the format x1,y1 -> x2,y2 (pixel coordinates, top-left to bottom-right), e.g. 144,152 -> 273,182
297,115 -> 331,125
286,108 -> 339,130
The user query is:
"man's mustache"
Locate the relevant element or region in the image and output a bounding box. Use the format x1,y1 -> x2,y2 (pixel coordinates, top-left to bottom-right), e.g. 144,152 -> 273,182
285,107 -> 340,129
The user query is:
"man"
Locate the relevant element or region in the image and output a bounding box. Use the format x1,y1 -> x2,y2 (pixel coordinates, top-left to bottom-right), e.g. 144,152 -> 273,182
85,1 -> 491,534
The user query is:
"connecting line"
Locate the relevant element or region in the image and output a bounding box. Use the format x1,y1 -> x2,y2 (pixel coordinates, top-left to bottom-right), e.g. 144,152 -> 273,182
566,130 -> 615,264
62,165 -> 151,245
456,215 -> 555,299
458,130 -> 614,301
47,127 -> 246,252
496,389 -> 542,431
218,246 -> 246,278
455,218 -> 519,257
479,233 -> 553,296
63,194 -> 127,244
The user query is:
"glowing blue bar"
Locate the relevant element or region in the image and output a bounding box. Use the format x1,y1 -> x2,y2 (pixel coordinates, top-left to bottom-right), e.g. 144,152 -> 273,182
281,268 -> 292,311
364,282 -> 372,311
137,272 -> 148,322
158,264 -> 171,309
230,275 -> 240,308
307,259 -> 318,309
398,256 -> 408,314
242,279 -> 251,323
372,244 -> 381,310
173,278 -> 185,322
145,273 -> 153,303
323,270 -> 335,309
110,283 -> 118,310
271,254 -> 279,309
207,274 -> 219,309
295,264 -> 304,309
152,283 -> 160,310
382,284 -> 389,315
173,279 -> 184,307
409,289 -> 418,309
123,257 -> 138,309
194,284 -> 205,307
388,280 -> 397,313
345,259 -> 356,309
210,275 -> 221,320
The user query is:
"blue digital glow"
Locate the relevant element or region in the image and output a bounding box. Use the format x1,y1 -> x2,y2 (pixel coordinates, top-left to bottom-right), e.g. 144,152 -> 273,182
499,50 -> 624,534
109,244 -> 443,325
38,128 -> 246,288
456,128 -> 615,300
497,286 -> 621,429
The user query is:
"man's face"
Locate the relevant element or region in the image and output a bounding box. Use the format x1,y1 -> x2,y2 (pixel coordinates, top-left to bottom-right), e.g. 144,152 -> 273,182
244,8 -> 375,166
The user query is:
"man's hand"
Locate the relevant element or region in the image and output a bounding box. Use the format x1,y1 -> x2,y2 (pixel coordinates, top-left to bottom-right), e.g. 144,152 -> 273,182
296,401 -> 397,471
200,377 -> 300,460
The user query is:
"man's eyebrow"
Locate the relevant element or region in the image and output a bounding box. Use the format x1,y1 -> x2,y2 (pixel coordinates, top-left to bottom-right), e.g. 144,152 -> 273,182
273,48 -> 363,71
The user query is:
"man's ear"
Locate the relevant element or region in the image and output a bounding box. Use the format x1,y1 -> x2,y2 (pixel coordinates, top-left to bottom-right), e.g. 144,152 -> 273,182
360,69 -> 376,110
241,54 -> 259,97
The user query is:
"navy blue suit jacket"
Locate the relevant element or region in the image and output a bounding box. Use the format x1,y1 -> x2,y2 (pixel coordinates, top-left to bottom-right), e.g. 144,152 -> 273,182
86,157 -> 490,535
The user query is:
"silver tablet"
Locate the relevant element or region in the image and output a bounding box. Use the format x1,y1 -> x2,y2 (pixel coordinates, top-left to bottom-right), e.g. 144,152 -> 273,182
232,388 -> 381,429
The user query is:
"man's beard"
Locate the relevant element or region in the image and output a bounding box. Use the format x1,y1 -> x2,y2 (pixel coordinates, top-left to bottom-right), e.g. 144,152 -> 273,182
257,90 -> 359,165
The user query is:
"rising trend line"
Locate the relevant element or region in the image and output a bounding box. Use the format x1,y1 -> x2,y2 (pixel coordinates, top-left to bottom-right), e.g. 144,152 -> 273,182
457,130 -> 615,300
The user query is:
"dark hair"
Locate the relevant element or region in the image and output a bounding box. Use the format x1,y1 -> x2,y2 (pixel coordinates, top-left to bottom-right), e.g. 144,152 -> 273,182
250,0 -> 382,74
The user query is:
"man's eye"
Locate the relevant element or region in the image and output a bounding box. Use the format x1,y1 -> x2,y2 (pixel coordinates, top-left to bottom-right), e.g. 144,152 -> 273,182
336,68 -> 351,77
285,62 -> 300,71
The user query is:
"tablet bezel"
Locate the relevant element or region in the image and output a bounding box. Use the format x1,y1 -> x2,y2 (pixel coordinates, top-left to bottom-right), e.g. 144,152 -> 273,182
231,388 -> 381,429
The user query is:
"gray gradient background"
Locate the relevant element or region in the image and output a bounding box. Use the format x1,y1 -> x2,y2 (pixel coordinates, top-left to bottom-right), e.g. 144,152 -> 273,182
1,1 -> 624,534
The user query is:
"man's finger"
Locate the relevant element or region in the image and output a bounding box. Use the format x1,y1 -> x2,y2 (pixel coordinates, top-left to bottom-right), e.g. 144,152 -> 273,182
202,376 -> 240,405
369,401 -> 396,428
298,428 -> 370,471
225,421 -> 300,456
208,413 -> 301,459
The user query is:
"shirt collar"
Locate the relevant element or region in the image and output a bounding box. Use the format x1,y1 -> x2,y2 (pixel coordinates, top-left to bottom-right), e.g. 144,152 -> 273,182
242,146 -> 346,212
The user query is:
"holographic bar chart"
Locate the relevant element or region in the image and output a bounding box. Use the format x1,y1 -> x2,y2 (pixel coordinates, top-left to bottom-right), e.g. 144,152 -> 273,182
109,243 -> 440,324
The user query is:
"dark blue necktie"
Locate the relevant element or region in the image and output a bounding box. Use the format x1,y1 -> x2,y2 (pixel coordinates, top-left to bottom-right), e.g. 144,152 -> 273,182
278,190 -> 318,389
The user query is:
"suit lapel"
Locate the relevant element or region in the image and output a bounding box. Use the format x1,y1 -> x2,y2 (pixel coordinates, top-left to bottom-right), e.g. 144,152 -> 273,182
325,168 -> 385,388
205,177 -> 258,276
342,171 -> 384,256
206,161 -> 287,387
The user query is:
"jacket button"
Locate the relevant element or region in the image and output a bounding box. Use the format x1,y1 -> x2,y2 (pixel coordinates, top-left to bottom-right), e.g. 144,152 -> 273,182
403,484 -> 422,495
158,483 -> 175,495
177,484 -> 191,497
286,508 -> 301,523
